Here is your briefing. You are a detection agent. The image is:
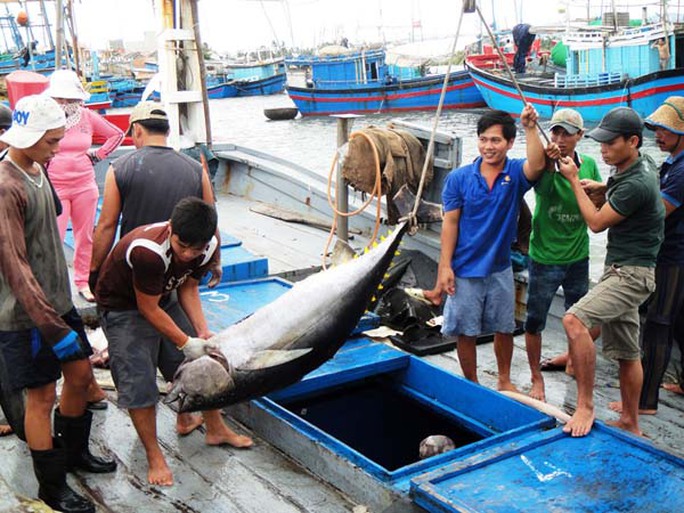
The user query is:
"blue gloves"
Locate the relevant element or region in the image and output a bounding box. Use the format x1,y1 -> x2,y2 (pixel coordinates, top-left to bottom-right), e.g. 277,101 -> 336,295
51,330 -> 89,362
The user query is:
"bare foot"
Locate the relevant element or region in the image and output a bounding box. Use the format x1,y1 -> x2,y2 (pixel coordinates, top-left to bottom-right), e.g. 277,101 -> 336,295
607,401 -> 657,415
606,419 -> 643,437
87,380 -> 106,403
563,407 -> 595,437
565,361 -> 575,377
662,383 -> 684,395
529,379 -> 546,402
206,426 -> 254,448
148,455 -> 173,486
497,380 -> 520,393
0,424 -> 13,437
176,413 -> 203,436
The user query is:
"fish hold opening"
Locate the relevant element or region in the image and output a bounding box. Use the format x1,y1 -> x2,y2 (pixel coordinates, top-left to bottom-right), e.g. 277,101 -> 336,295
279,376 -> 483,471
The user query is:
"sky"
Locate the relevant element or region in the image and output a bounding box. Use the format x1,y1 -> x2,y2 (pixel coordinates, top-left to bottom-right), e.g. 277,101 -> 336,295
7,1 -> 672,56
69,0 -> 563,53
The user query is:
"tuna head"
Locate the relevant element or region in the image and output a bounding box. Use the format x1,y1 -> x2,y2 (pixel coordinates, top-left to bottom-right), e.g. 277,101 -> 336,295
166,222 -> 408,412
165,350 -> 234,411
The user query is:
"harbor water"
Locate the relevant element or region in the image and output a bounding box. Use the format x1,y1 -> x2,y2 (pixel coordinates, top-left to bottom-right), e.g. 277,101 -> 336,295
208,93 -> 663,282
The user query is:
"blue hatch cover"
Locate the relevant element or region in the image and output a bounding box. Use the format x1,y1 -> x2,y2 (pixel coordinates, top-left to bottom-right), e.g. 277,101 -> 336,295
411,423 -> 684,513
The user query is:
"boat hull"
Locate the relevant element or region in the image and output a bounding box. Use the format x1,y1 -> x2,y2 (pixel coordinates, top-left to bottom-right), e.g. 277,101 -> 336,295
235,73 -> 286,97
286,70 -> 485,116
466,63 -> 684,122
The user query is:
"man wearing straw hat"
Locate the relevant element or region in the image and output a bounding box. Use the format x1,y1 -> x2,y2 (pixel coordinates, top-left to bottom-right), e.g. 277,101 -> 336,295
609,96 -> 684,415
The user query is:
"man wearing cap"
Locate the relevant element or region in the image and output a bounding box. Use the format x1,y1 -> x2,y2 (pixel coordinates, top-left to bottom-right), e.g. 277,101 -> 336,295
0,95 -> 116,513
89,101 -> 251,485
609,96 -> 684,415
558,106 -> 664,437
524,109 -> 602,402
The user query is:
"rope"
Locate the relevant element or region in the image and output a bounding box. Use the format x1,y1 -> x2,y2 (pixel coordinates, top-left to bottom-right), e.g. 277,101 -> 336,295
323,4 -> 471,265
323,130 -> 383,269
410,5 -> 467,231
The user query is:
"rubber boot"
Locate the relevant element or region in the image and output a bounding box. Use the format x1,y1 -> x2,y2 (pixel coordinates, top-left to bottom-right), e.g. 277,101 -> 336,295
31,446 -> 95,513
54,409 -> 117,473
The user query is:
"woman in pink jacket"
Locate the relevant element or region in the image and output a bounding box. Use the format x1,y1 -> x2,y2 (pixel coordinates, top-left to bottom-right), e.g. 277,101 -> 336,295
45,70 -> 124,302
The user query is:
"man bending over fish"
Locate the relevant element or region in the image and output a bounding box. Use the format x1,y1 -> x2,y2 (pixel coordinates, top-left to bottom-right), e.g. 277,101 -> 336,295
94,198 -> 252,486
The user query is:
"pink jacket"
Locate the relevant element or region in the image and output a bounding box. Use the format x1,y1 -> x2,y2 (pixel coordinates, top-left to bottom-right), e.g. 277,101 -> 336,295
47,108 -> 124,190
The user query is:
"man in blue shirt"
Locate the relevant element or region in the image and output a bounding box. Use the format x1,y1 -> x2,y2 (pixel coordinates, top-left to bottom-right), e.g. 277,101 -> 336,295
436,105 -> 547,390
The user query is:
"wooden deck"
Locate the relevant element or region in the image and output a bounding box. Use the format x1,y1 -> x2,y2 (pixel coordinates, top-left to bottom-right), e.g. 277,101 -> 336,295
1,192 -> 683,512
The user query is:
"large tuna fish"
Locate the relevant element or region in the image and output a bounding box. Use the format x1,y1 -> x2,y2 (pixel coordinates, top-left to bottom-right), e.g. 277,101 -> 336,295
166,222 -> 408,412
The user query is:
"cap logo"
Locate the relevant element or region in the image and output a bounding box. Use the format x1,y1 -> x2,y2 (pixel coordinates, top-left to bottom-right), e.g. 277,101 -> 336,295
13,110 -> 30,126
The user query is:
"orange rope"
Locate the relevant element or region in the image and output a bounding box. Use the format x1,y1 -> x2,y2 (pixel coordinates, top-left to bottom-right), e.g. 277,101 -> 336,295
323,131 -> 384,269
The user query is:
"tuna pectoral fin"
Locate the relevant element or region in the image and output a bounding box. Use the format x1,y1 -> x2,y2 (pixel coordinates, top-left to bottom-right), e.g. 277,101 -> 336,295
393,184 -> 443,223
237,348 -> 312,371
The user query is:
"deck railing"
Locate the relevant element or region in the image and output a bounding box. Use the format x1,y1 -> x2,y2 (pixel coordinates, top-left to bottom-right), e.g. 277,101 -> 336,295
554,71 -> 624,88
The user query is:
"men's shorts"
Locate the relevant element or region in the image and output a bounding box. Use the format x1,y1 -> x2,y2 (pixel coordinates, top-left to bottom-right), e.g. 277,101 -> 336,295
567,265 -> 655,361
525,258 -> 589,334
100,298 -> 193,409
0,307 -> 92,391
441,267 -> 515,337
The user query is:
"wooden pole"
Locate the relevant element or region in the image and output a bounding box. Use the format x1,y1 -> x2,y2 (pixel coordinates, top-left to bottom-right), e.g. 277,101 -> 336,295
189,0 -> 213,148
55,0 -> 63,68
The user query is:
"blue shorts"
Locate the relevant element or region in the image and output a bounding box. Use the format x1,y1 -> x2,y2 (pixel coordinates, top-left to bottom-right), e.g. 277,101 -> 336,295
0,307 -> 92,391
524,258 -> 589,334
441,267 -> 516,337
100,297 -> 193,409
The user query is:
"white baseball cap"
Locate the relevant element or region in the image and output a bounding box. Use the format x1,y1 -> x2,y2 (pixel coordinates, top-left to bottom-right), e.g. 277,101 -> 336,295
44,69 -> 91,101
0,95 -> 66,149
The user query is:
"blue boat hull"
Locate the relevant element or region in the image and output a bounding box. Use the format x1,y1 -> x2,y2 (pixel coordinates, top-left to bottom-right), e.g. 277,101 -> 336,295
208,82 -> 238,99
286,70 -> 485,116
234,73 -> 285,97
466,63 -> 684,122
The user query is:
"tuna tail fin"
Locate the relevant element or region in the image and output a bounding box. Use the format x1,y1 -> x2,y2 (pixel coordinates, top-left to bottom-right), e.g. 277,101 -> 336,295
237,348 -> 313,371
393,184 -> 443,224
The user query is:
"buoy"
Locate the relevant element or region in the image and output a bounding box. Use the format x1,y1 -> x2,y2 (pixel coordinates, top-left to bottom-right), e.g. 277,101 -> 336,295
16,11 -> 29,26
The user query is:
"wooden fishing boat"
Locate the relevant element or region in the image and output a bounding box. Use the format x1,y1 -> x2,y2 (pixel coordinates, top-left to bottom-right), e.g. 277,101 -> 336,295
284,47 -> 485,116
466,21 -> 684,122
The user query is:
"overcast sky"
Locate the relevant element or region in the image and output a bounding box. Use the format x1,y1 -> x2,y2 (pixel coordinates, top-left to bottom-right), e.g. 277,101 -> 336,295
69,0 -> 562,53
11,1 -> 672,55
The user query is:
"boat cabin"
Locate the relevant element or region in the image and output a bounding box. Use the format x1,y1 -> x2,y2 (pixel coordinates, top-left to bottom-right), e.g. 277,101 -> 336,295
285,47 -> 388,89
559,22 -> 680,87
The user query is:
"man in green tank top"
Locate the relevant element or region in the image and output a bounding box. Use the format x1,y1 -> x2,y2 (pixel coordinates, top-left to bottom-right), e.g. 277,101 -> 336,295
524,109 -> 602,402
558,107 -> 664,438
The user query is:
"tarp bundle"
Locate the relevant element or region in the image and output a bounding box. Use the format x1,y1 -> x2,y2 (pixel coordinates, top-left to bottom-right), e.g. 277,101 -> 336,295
342,127 -> 432,224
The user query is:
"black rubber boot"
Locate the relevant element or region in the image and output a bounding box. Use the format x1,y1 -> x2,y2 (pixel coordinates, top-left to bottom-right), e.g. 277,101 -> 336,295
31,446 -> 95,513
54,409 -> 117,473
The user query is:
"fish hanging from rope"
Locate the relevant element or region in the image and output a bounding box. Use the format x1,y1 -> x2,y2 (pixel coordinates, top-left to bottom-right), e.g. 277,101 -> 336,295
166,221 -> 409,412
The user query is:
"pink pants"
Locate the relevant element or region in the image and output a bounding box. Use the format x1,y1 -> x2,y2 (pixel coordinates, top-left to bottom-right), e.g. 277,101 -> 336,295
56,182 -> 99,290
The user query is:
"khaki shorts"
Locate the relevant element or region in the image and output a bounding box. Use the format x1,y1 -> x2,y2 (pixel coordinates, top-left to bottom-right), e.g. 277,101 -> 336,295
566,265 -> 655,361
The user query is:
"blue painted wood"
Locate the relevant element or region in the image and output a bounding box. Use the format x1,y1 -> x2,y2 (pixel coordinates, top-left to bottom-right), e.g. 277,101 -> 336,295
269,340 -> 411,401
467,27 -> 682,122
285,49 -> 485,116
200,277 -> 292,330
256,342 -> 553,486
411,424 -> 684,513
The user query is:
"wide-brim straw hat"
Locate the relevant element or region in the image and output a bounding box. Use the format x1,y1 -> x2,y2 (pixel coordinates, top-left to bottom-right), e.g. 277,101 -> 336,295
645,96 -> 684,135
